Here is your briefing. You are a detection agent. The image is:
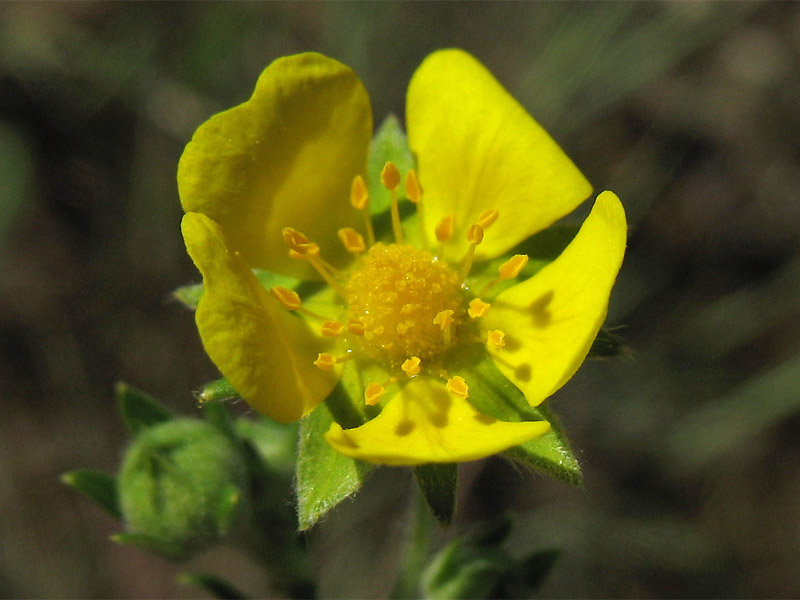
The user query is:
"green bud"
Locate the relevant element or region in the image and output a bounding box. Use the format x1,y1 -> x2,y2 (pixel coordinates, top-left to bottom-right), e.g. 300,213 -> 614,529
117,418 -> 247,560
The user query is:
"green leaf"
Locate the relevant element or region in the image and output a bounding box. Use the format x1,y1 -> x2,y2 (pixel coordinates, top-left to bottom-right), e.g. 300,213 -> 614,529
61,469 -> 121,519
452,347 -> 582,485
178,572 -> 249,600
588,327 -> 629,359
116,382 -> 173,435
367,114 -> 414,216
296,387 -> 373,530
413,464 -> 457,526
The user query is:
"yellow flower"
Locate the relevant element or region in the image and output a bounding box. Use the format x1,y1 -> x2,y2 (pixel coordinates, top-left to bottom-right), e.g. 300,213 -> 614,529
178,50 -> 627,466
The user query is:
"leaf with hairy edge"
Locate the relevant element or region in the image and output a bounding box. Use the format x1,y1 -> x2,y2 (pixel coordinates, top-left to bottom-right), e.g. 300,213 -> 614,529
453,347 -> 582,485
61,469 -> 121,519
296,380 -> 373,530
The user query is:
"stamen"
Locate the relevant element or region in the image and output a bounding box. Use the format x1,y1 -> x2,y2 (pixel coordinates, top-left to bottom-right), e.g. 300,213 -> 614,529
314,353 -> 336,371
468,298 -> 491,318
459,223 -> 484,280
338,227 -> 366,254
479,254 -> 530,296
347,318 -> 365,336
433,309 -> 454,346
364,382 -> 386,406
486,330 -> 506,349
314,352 -> 352,371
435,214 -> 455,242
401,356 -> 421,377
270,286 -> 301,311
281,227 -> 348,298
477,209 -> 499,230
381,161 -> 403,244
446,376 -> 469,398
321,320 -> 345,337
405,169 -> 427,248
350,175 -> 375,247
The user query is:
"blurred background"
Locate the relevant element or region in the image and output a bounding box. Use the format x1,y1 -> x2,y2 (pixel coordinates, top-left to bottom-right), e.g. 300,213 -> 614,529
2,1 -> 800,597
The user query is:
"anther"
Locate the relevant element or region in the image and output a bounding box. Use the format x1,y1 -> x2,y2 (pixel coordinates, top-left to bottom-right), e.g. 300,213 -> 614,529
479,254 -> 530,296
433,309 -> 455,346
270,286 -> 301,311
405,169 -> 428,248
446,376 -> 469,398
338,227 -> 365,254
435,214 -> 455,242
468,298 -> 491,318
381,161 -> 404,244
350,174 -> 375,246
364,382 -> 386,406
282,227 -> 348,297
477,209 -> 499,229
347,318 -> 365,336
487,330 -> 506,349
459,223 -> 484,280
499,254 -> 529,280
314,353 -> 337,371
401,356 -> 421,377
321,320 -> 345,337
282,227 -> 314,254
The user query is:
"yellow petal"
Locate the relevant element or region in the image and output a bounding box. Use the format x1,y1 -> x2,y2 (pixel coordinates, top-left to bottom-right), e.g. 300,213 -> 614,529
482,191 -> 627,406
325,376 -> 550,466
406,49 -> 592,262
182,212 -> 338,423
178,53 -> 372,280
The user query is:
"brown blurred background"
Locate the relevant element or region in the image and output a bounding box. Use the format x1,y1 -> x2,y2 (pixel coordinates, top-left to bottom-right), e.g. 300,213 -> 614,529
2,2 -> 800,597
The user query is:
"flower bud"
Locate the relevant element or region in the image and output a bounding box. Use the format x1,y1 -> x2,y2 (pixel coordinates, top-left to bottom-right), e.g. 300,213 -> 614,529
117,419 -> 247,559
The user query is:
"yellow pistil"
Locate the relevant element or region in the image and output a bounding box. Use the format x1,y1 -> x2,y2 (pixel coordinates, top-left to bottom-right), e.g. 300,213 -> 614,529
446,375 -> 469,398
350,174 -> 375,247
381,161 -> 404,244
338,227 -> 366,254
345,243 -> 462,364
321,320 -> 345,337
468,298 -> 491,318
487,330 -> 506,349
401,356 -> 421,377
459,223 -> 484,280
433,309 -> 455,346
364,382 -> 386,406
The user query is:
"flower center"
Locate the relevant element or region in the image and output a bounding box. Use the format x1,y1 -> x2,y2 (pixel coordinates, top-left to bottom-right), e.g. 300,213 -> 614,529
345,242 -> 463,365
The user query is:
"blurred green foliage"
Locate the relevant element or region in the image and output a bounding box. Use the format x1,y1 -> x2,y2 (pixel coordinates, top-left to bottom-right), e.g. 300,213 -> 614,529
2,1 -> 800,598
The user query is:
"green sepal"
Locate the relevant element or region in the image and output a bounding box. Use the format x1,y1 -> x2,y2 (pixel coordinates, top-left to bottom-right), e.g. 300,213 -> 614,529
513,549 -> 560,594
367,114 -> 414,216
172,282 -> 204,310
197,378 -> 239,404
452,347 -> 582,486
413,464 -> 457,526
177,572 -> 249,600
116,382 -> 173,435
61,469 -> 121,520
202,397 -> 238,439
296,382 -> 373,531
588,327 -> 629,359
